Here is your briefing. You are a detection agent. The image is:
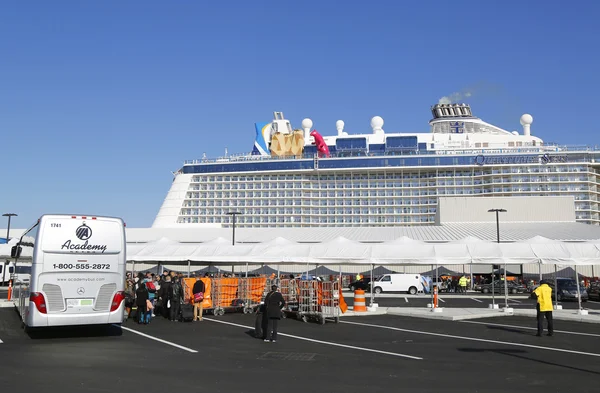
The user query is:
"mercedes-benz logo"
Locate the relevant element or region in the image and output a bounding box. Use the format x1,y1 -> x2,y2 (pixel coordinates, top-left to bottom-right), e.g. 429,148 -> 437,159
76,223 -> 92,240
77,287 -> 85,295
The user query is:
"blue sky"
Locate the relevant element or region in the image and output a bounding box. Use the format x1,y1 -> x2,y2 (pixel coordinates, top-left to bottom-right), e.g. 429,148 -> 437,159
1,0 -> 599,229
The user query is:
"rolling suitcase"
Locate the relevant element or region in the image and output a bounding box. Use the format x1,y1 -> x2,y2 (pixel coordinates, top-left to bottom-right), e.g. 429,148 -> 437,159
180,303 -> 194,322
254,305 -> 266,339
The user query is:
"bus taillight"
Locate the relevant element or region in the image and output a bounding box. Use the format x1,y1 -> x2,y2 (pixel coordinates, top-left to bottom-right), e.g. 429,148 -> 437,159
30,292 -> 47,314
110,291 -> 125,312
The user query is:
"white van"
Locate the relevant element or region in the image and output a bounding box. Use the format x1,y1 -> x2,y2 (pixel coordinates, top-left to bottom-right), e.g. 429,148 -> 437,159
371,274 -> 423,294
1,261 -> 15,284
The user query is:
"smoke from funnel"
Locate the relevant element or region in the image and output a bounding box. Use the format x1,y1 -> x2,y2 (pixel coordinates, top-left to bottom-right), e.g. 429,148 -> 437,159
438,90 -> 473,105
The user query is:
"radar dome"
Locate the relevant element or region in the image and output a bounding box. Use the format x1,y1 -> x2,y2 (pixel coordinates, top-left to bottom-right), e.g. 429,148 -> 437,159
520,114 -> 533,125
301,118 -> 313,129
336,120 -> 345,129
370,116 -> 384,129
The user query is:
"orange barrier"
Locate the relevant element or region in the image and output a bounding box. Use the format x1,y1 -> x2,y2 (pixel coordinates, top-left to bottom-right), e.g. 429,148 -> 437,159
339,287 -> 348,314
183,277 -> 212,309
7,280 -> 12,301
212,278 -> 239,308
353,289 -> 367,312
246,277 -> 267,303
433,285 -> 438,308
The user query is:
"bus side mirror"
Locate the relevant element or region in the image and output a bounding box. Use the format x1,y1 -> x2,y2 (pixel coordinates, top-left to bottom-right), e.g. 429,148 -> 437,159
11,246 -> 22,258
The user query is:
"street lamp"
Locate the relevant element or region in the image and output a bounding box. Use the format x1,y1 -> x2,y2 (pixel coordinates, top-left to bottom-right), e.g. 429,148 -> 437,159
226,212 -> 242,246
2,213 -> 17,244
226,211 -> 242,277
488,208 -> 508,309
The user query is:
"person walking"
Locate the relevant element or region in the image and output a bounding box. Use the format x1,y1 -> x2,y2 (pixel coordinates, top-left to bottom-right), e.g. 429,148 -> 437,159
264,285 -> 285,343
533,280 -> 554,336
170,277 -> 184,321
192,274 -> 206,321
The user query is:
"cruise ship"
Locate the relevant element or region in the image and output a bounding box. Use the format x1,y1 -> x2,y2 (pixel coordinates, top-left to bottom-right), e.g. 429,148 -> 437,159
153,104 -> 600,228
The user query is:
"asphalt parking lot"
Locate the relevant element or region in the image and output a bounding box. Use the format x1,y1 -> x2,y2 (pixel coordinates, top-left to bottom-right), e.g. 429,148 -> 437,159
1,307 -> 599,393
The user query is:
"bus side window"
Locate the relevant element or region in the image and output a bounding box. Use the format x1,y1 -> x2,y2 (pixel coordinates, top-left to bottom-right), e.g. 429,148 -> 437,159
9,267 -> 14,274
0,265 -> 2,274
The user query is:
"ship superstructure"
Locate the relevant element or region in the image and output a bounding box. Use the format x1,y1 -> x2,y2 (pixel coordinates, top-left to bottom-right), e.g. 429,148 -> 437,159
153,104 -> 600,228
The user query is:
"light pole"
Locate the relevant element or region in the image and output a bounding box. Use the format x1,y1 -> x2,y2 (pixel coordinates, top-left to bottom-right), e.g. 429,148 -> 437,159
2,213 -> 17,244
226,212 -> 242,246
488,208 -> 508,309
226,211 -> 242,276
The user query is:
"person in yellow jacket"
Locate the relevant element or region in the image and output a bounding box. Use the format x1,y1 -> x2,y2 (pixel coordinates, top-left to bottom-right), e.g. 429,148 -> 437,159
533,280 -> 554,337
458,276 -> 468,294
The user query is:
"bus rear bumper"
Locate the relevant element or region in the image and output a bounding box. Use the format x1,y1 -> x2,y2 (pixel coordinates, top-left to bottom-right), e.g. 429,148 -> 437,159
27,302 -> 125,327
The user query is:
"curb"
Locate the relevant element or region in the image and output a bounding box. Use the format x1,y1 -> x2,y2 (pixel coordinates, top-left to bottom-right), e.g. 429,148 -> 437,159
0,300 -> 14,308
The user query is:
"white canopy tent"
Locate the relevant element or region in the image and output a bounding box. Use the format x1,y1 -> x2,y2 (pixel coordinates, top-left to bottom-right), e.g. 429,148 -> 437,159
125,236 -> 600,266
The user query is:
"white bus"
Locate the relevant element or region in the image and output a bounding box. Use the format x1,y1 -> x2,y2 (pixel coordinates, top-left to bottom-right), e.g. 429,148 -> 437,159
11,214 -> 126,330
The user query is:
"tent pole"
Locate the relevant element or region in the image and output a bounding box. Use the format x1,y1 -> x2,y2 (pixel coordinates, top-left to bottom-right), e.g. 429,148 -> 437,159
554,264 -> 558,309
575,264 -> 582,310
339,264 -> 342,287
538,262 -> 542,283
436,263 -> 439,305
469,265 -> 473,292
187,260 -> 191,278
491,265 -> 495,307
504,263 -> 509,309
431,264 -> 434,308
370,264 -> 374,307
245,262 -> 248,278
132,261 -> 135,277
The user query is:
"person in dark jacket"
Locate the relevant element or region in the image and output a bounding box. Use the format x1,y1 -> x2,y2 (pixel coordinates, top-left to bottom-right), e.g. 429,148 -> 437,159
170,277 -> 184,321
192,274 -> 206,321
159,276 -> 172,318
135,283 -> 150,324
264,285 -> 285,342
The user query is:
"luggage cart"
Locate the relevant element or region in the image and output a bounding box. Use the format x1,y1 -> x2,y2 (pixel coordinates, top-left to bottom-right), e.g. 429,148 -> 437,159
286,279 -> 340,324
211,277 -> 243,316
239,277 -> 268,314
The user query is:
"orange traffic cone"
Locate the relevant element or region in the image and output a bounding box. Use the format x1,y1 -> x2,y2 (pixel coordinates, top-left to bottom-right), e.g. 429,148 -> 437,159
7,279 -> 12,301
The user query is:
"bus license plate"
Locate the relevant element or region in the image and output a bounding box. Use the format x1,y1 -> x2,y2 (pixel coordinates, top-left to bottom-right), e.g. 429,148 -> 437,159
67,299 -> 94,307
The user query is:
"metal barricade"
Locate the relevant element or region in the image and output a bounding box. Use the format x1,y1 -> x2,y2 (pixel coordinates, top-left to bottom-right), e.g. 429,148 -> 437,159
278,278 -> 340,324
210,277 -> 242,316
239,277 -> 268,314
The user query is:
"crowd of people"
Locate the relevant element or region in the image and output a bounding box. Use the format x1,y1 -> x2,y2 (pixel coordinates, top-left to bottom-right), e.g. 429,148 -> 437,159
124,270 -> 205,324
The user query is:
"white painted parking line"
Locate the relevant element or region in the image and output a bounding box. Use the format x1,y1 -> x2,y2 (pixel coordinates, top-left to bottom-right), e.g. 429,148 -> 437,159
588,300 -> 600,304
470,298 -> 483,303
204,317 -> 422,360
438,298 -> 445,303
117,325 -> 198,353
460,320 -> 600,338
0,338 -> 3,344
508,299 -> 521,303
404,297 -> 408,303
340,320 -> 600,358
